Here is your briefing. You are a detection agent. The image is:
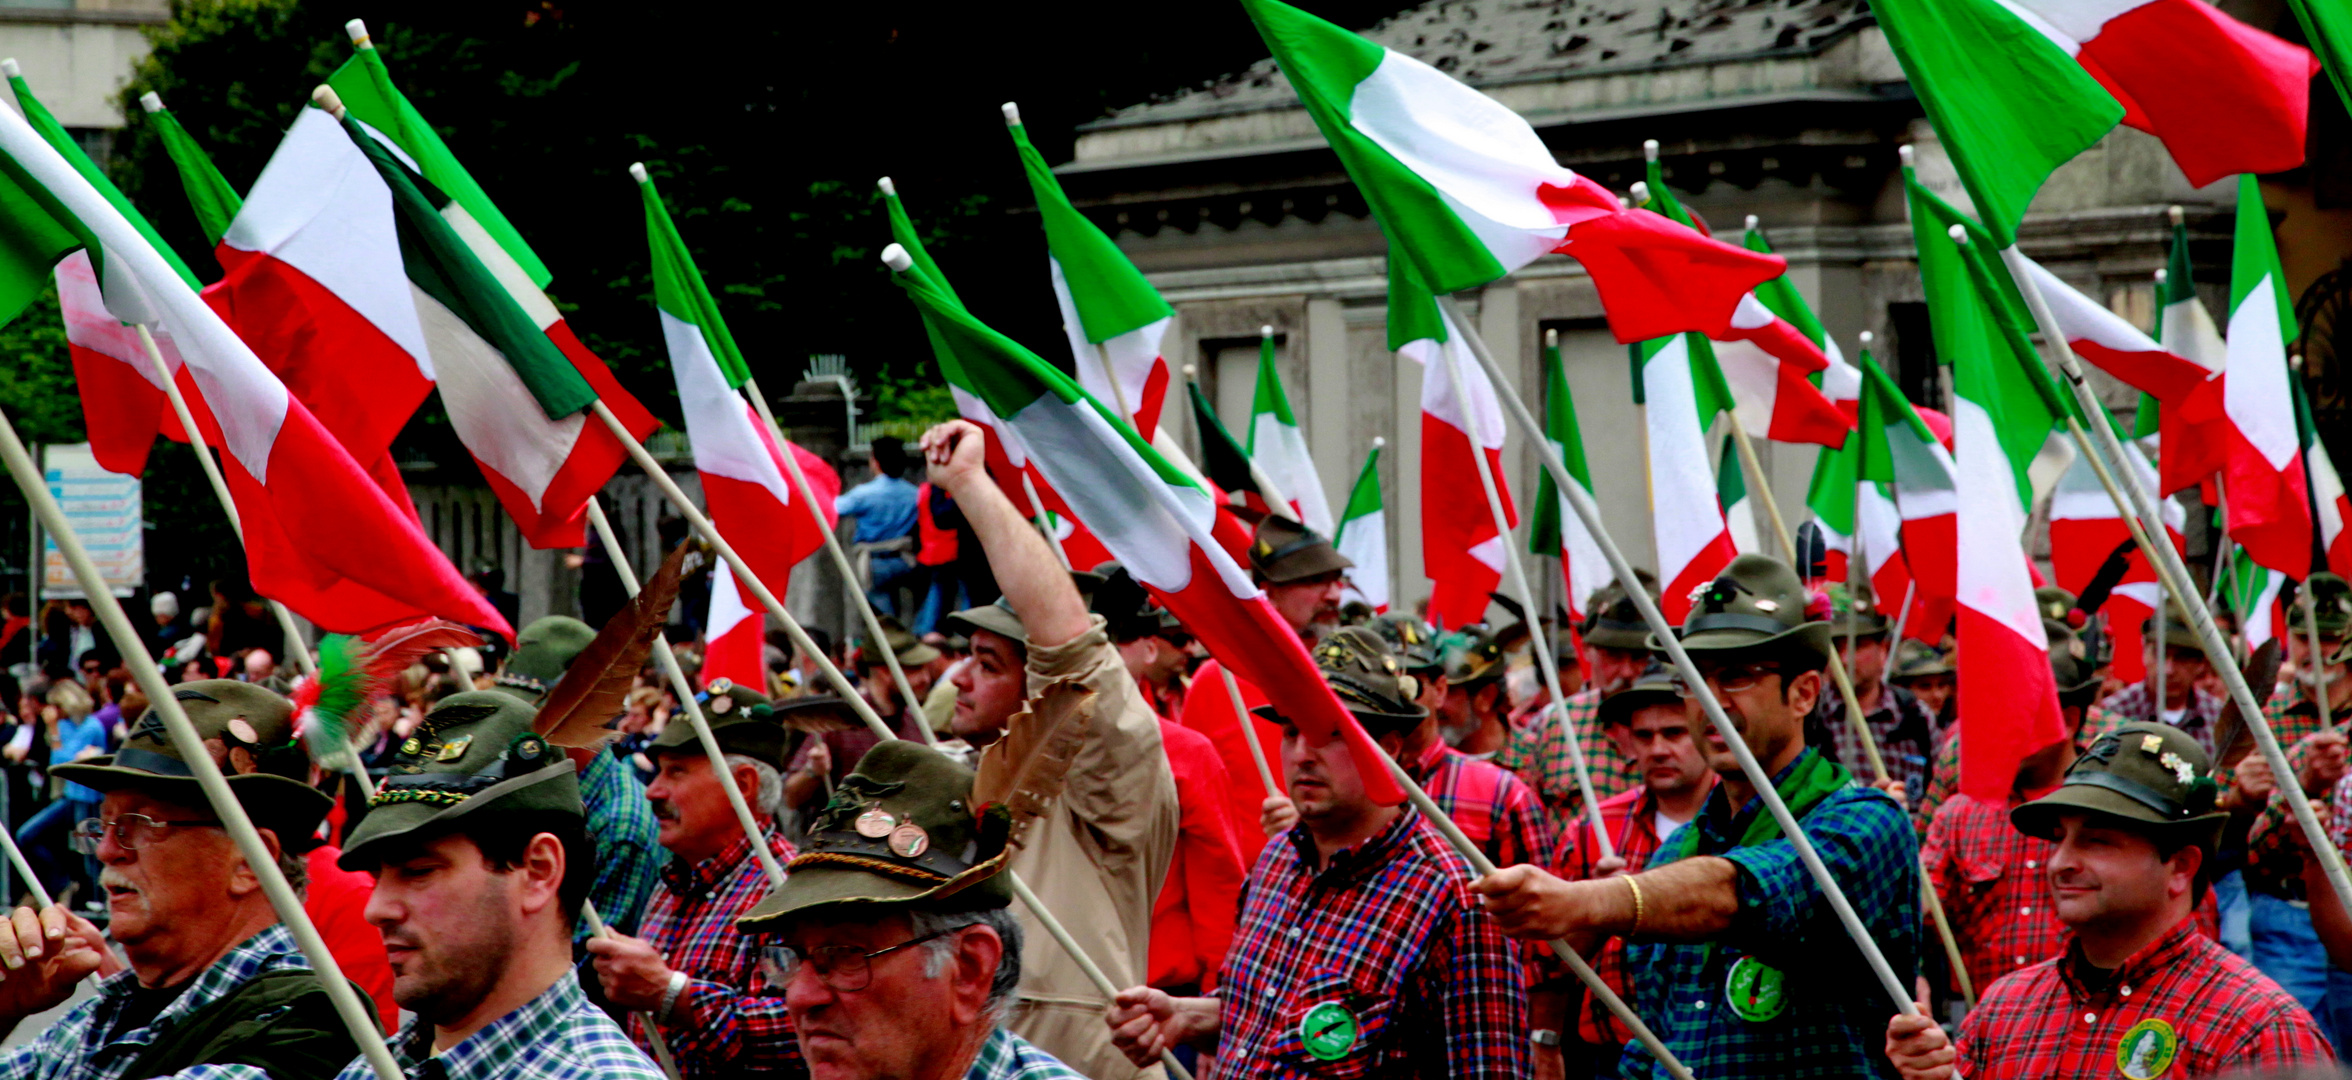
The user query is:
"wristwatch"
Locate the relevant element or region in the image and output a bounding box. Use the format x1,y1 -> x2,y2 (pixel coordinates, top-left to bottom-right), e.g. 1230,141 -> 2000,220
1530,1028 -> 1562,1048
659,970 -> 691,1023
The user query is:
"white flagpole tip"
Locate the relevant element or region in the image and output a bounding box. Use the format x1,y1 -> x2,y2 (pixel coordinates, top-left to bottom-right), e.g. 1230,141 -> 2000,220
880,244 -> 913,272
346,19 -> 371,47
1183,364 -> 1198,379
2167,204 -> 2186,227
1001,102 -> 1021,126
1,60 -> 19,79
1859,330 -> 1875,346
1643,139 -> 1659,162
1629,181 -> 1651,206
1898,144 -> 1916,168
1946,223 -> 1969,245
1261,324 -> 1274,338
1373,435 -> 1387,449
311,85 -> 347,118
1744,214 -> 1760,231
627,162 -> 649,184
1617,196 -> 1631,209
2154,267 -> 2168,284
139,91 -> 163,114
877,176 -> 896,196
1544,327 -> 1559,347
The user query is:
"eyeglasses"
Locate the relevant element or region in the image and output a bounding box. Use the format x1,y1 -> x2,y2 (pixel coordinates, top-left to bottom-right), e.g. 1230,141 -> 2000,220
71,813 -> 222,854
1669,662 -> 1782,695
762,927 -> 957,993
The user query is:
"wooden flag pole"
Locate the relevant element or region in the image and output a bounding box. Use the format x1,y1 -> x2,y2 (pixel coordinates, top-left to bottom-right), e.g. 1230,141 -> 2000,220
1218,667 -> 1281,799
579,900 -> 682,1080
1990,237 -> 2352,924
1429,324 -> 1616,859
2305,587 -> 2337,735
0,402 -> 406,1080
1438,294 -> 1922,1018
583,498 -> 787,889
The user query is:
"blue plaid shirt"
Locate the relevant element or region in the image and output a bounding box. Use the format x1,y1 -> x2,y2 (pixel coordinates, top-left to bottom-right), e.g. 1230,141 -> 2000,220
336,971 -> 662,1080
964,1027 -> 1085,1079
580,749 -> 663,939
0,924 -> 318,1080
1620,749 -> 1920,1079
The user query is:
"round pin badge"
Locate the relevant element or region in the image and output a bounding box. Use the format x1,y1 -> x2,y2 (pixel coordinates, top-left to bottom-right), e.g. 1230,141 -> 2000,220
225,718 -> 260,745
888,822 -> 929,858
2116,1018 -> 2178,1080
1723,956 -> 1788,1023
854,808 -> 897,838
1299,1001 -> 1357,1061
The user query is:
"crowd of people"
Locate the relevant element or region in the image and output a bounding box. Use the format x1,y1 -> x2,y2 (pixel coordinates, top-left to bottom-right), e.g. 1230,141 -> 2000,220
0,416 -> 2343,1079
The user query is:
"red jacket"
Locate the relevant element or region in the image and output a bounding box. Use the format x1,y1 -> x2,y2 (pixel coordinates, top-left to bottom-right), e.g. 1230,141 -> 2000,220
1148,720 -> 1246,991
305,845 -> 398,1033
1177,659 -> 1284,867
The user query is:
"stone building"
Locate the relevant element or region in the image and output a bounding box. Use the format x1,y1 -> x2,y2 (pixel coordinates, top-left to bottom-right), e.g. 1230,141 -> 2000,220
1053,0 -> 2349,616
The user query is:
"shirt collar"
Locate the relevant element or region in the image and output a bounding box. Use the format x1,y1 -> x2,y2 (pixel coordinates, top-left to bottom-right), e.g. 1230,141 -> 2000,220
1283,806 -> 1422,883
1697,747 -> 1818,842
95,923 -> 300,1023
1406,740 -> 1448,784
398,973 -> 589,1078
2057,916 -> 2202,1000
662,825 -> 774,898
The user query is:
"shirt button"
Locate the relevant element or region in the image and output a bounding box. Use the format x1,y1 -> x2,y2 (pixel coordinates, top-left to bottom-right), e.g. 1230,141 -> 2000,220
2085,1012 -> 2097,1025
1288,927 -> 1301,938
2019,906 -> 2032,915
2026,860 -> 2039,869
2015,956 -> 2028,965
2121,986 -> 2132,997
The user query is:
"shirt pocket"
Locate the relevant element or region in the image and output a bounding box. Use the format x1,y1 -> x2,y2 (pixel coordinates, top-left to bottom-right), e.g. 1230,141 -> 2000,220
1269,968 -> 1404,1077
1960,849 -> 2007,892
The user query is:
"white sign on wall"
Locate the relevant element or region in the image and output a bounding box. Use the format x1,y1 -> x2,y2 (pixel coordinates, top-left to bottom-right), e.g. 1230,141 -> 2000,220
39,442 -> 142,599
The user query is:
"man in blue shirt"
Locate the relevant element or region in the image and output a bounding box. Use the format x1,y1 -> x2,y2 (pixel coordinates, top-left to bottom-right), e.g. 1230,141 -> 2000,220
836,436 -> 922,618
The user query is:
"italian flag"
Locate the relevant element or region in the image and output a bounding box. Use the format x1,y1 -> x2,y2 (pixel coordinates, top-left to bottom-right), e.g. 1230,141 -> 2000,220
639,166 -> 840,610
885,242 -> 1403,805
1242,0 -> 1785,343
1006,107 -> 1173,439
139,92 -> 240,248
701,562 -> 764,693
1637,332 -> 1737,624
2223,544 -> 2290,648
2049,416 -> 2180,685
0,98 -> 508,639
881,176 -> 1115,571
1912,176 -> 2067,802
1333,440 -> 1389,613
1717,436 -> 1760,556
2302,379 -> 2352,579
1527,333 -> 1613,622
1187,376 -> 1293,521
1872,0 -> 2311,243
2151,219 -> 2232,490
2289,0 -> 2352,119
1248,326 -> 1333,534
1391,257 -> 1512,629
1811,351 -> 1957,641
2222,174 -> 2313,579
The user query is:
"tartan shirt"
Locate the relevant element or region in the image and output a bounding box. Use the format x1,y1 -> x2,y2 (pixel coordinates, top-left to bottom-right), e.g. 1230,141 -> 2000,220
0,924 -> 316,1080
581,749 -> 665,938
1917,706 -> 2121,833
963,1028 -> 1086,1079
337,971 -> 665,1080
1556,779 -> 1708,1049
2094,683 -> 2223,752
1408,740 -> 1561,873
1954,918 -> 2334,1079
629,826 -> 801,1076
2234,685 -> 2343,902
1920,792 -> 2069,998
1207,807 -> 1528,1079
1499,688 -> 1642,838
1810,682 -> 1935,821
1621,748 -> 1920,1080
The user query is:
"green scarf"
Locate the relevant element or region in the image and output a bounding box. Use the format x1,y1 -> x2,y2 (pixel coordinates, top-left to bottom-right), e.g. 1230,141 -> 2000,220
1665,747 -> 1853,864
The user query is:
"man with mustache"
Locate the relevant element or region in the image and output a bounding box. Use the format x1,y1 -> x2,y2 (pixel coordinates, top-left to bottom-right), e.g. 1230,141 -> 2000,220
1470,555 -> 1922,1078
0,681 -> 361,1078
1884,721 -> 2333,1079
589,680 -> 805,1076
1107,628 -> 1528,1077
1498,573 -> 1662,836
332,691 -> 663,1079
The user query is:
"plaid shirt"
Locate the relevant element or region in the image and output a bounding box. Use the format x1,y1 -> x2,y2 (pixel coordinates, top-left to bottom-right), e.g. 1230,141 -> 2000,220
964,1027 -> 1086,1079
1208,808 -> 1528,1079
631,826 -> 801,1076
583,749 -> 665,938
1918,706 -> 2121,833
1920,792 -> 2069,998
1557,780 -> 1708,1049
2234,686 -> 2343,901
2094,683 -> 2223,752
0,924 -> 318,1080
1811,683 -> 1935,820
1408,741 -> 1561,872
1622,749 -> 1920,1079
1498,688 -> 1641,837
340,970 -> 665,1080
1954,918 -> 2334,1079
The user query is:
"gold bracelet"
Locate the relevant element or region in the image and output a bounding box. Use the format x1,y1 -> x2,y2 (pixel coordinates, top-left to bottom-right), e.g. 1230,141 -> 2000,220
1624,875 -> 1646,937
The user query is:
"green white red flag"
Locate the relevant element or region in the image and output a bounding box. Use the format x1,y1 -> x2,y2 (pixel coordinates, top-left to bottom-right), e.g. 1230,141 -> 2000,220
1390,256 -> 1513,629
1636,332 -> 1737,623
2048,412 -> 2180,685
1248,327 -> 1332,534
1333,440 -> 1389,613
2222,174 -> 2313,579
1717,435 -> 1759,555
1526,334 -> 1612,621
139,92 -> 240,247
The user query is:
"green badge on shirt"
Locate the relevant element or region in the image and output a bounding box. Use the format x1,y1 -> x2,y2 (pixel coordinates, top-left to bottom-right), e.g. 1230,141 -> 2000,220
1300,1001 -> 1358,1061
1723,956 -> 1787,1023
2117,1018 -> 2178,1079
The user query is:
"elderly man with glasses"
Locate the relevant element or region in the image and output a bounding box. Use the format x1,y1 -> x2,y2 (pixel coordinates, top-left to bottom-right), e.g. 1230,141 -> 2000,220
0,681 -> 364,1079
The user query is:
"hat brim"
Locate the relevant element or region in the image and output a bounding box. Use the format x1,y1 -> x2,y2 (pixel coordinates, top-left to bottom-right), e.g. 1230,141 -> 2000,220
1257,545 -> 1353,585
942,605 -> 1026,644
2009,786 -> 2227,850
1251,701 -> 1423,738
896,644 -> 943,667
1582,622 -> 1653,652
338,760 -> 581,871
1655,621 -> 1833,660
738,854 -> 1015,932
1598,687 -> 1682,728
51,759 -> 331,838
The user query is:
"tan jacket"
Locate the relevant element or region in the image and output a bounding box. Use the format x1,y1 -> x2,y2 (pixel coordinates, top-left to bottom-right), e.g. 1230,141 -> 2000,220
997,616 -> 1178,1080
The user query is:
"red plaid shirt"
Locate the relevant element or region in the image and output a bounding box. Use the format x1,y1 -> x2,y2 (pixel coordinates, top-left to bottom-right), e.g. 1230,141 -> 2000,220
630,827 -> 801,1077
1497,688 -> 1641,837
1407,741 -> 1561,873
1208,808 -> 1528,1079
1956,918 -> 2333,1079
1922,792 -> 2069,997
1555,780 -> 1708,1049
1918,705 -> 2121,832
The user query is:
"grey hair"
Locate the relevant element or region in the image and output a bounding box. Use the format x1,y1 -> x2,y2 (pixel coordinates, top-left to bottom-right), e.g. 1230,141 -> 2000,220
274,841 -> 308,900
907,906 -> 1024,1027
722,754 -> 785,819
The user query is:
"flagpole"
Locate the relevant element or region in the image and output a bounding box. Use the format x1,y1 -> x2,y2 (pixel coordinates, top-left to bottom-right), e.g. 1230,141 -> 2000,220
733,369 -> 939,748
1018,472 -> 1073,570
1988,237 -> 2352,924
1429,321 -> 1615,860
2304,585 -> 2335,734
1437,293 -> 1921,1018
583,497 -> 788,889
1219,668 -> 1281,799
578,900 -> 683,1080
0,403 -> 406,1080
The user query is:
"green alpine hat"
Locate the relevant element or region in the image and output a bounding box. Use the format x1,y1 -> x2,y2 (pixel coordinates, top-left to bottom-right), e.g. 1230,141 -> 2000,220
1581,571 -> 1661,652
1439,625 -> 1507,688
495,615 -> 596,703
1249,516 -> 1352,584
2035,586 -> 2079,625
2289,573 -> 2351,637
738,739 -> 1013,930
337,690 -> 582,871
942,570 -> 1106,645
1367,613 -> 1444,677
1253,626 -> 1427,737
858,616 -> 940,669
1889,639 -> 1954,680
2047,627 -> 2103,708
1659,554 -> 1833,662
1597,662 -> 1683,728
53,680 -> 331,840
2148,616 -> 2201,653
1825,584 -> 1890,637
2011,721 -> 2226,851
649,678 -> 794,768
